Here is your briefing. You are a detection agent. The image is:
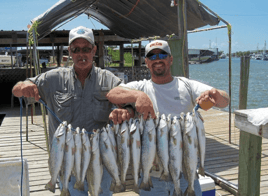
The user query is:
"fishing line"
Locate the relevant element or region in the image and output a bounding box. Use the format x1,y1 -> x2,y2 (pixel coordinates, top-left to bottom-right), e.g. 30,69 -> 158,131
19,97 -> 24,196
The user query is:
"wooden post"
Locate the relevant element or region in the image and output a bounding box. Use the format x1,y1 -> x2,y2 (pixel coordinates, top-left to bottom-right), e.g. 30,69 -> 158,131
139,41 -> 141,66
239,56 -> 250,109
98,31 -> 105,68
10,45 -> 13,69
169,0 -> 188,77
120,43 -> 124,67
235,110 -> 263,196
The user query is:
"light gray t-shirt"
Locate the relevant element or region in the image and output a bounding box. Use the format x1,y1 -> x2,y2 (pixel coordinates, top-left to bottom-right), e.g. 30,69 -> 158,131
120,77 -> 213,117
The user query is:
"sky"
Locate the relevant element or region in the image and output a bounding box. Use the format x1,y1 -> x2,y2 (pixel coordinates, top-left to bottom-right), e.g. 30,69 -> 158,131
1,0 -> 268,54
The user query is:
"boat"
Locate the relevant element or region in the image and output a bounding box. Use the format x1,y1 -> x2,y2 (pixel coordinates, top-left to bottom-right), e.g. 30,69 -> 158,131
0,52 -> 16,67
263,54 -> 268,61
219,53 -> 226,59
255,54 -> 262,60
188,48 -> 219,64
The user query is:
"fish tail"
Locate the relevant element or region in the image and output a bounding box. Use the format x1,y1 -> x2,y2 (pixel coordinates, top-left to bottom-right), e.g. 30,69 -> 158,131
45,180 -> 55,193
60,189 -> 71,196
183,187 -> 196,196
173,189 -> 183,196
121,182 -> 126,192
133,183 -> 140,194
139,181 -> 151,191
149,176 -> 154,188
73,181 -> 84,191
198,166 -> 205,177
109,180 -> 115,192
159,171 -> 172,182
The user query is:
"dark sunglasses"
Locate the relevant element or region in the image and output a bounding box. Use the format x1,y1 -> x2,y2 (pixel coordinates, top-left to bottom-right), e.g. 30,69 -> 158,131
146,53 -> 169,60
70,47 -> 92,54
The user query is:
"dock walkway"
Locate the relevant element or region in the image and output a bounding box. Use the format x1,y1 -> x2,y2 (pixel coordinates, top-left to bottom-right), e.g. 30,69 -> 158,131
0,104 -> 262,195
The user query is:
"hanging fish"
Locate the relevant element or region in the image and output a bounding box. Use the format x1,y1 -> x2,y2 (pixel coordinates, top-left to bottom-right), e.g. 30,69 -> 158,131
182,112 -> 199,196
129,119 -> 141,194
169,116 -> 183,196
140,115 -> 156,191
87,129 -> 103,196
60,124 -> 75,196
45,121 -> 67,193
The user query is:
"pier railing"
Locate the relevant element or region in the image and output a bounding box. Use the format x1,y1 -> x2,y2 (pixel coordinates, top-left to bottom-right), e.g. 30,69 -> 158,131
234,109 -> 268,196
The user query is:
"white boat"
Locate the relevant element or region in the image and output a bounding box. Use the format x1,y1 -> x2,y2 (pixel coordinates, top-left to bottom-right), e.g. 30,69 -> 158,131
0,53 -> 16,66
255,54 -> 262,60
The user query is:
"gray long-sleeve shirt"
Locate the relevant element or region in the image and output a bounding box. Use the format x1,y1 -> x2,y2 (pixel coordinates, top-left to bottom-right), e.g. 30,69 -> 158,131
28,65 -> 121,144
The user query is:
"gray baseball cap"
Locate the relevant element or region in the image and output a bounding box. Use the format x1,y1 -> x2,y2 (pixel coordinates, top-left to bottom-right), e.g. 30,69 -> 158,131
145,40 -> 171,57
69,26 -> 94,45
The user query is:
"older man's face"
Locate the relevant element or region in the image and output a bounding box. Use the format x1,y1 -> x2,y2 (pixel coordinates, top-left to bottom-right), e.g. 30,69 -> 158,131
145,49 -> 173,77
68,38 -> 96,70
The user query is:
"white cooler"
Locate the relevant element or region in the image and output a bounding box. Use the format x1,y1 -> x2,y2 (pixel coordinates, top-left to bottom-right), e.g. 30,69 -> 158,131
199,175 -> 216,196
0,158 -> 30,196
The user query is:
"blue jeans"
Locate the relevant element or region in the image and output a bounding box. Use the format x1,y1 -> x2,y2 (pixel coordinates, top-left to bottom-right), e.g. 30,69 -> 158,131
59,167 -> 202,196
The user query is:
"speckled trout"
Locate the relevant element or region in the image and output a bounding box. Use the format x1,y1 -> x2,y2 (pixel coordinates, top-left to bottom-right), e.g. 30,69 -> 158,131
169,116 -> 183,196
99,127 -> 122,193
87,129 -> 103,196
140,115 -> 156,191
60,124 -> 75,196
156,114 -> 171,182
45,121 -> 67,193
182,112 -> 199,196
73,127 -> 83,191
116,120 -> 130,191
78,128 -> 91,191
129,119 -> 141,194
194,110 -> 206,176
106,124 -> 117,163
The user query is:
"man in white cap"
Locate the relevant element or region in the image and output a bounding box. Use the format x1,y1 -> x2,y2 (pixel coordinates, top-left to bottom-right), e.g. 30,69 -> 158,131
106,40 -> 229,195
12,26 -> 130,195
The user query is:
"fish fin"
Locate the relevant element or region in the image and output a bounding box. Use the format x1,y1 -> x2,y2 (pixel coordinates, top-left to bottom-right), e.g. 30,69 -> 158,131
160,171 -> 172,182
45,180 -> 55,193
60,189 -> 71,196
73,181 -> 84,191
198,166 -> 205,177
149,176 -> 154,188
173,188 -> 183,196
184,187 -> 196,196
109,180 -> 115,192
98,187 -> 103,194
133,184 -> 140,194
139,181 -> 151,191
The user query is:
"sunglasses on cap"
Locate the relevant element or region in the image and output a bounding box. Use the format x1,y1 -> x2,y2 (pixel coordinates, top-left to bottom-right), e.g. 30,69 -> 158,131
70,47 -> 92,54
146,53 -> 169,60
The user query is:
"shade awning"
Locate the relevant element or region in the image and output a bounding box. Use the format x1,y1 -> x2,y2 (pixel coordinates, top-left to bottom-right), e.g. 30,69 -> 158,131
32,0 -> 220,39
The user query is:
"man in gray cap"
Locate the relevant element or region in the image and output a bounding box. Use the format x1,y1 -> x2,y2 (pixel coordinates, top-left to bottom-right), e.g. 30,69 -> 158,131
12,26 -> 132,195
106,39 -> 229,195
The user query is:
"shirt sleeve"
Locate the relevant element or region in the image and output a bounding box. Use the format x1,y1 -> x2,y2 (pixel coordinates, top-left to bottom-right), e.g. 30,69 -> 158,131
186,78 -> 213,101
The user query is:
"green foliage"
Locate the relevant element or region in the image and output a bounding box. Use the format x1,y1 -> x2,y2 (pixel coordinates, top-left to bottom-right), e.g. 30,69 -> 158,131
107,47 -> 133,64
28,21 -> 42,46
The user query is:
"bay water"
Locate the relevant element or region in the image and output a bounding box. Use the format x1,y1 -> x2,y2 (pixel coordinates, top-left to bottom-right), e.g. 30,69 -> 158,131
189,58 -> 268,112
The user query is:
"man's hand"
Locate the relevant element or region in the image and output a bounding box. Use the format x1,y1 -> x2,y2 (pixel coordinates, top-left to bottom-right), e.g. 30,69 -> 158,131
106,86 -> 156,120
196,88 -> 229,111
135,93 -> 156,120
109,108 -> 134,125
12,81 -> 41,102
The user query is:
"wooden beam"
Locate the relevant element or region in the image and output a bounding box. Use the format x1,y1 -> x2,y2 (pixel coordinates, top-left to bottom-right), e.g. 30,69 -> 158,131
239,56 -> 250,109
169,0 -> 188,77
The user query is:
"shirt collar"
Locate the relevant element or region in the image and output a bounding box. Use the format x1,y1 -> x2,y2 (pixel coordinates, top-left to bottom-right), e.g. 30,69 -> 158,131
71,64 -> 95,80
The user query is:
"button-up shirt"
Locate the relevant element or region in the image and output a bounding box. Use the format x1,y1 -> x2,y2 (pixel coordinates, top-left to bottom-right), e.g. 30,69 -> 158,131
28,65 -> 121,144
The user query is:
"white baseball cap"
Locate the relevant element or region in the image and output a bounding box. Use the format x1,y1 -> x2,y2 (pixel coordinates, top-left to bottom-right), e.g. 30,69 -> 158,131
145,40 -> 171,57
69,26 -> 95,45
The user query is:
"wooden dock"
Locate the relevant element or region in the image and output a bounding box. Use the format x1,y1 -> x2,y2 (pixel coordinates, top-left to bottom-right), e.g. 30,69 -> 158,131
0,104 -> 262,196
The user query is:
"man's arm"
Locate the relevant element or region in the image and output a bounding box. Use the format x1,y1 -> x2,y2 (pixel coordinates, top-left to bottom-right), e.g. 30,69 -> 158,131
12,80 -> 41,101
196,88 -> 230,111
106,86 -> 156,119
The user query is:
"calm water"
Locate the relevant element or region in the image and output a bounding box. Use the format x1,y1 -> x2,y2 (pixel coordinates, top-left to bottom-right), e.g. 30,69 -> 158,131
189,58 -> 268,112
